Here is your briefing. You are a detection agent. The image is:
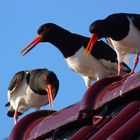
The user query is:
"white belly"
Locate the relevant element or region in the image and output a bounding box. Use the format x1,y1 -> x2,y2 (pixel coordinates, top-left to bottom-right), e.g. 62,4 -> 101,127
110,21 -> 140,54
8,79 -> 48,111
65,47 -> 112,79
109,20 -> 140,63
26,87 -> 48,108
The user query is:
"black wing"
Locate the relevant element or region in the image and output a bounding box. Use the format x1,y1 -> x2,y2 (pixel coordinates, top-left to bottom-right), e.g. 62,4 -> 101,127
8,71 -> 25,91
132,14 -> 140,31
91,40 -> 118,63
82,37 -> 117,63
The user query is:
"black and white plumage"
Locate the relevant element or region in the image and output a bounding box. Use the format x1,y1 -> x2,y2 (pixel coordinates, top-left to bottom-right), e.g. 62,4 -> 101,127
86,13 -> 140,75
6,68 -> 59,124
20,23 -> 131,87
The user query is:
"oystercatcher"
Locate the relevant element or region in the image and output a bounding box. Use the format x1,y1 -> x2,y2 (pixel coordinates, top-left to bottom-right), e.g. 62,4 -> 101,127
85,13 -> 140,75
6,68 -> 59,124
20,23 -> 131,87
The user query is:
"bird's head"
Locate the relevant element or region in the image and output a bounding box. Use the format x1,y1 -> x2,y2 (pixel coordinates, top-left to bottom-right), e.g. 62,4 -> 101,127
31,69 -> 59,109
20,23 -> 62,56
89,20 -> 107,37
85,19 -> 107,55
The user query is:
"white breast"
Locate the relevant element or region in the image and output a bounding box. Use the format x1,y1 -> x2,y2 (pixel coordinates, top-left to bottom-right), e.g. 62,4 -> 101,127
109,17 -> 140,62
8,79 -> 48,112
26,87 -> 48,108
65,47 -> 117,80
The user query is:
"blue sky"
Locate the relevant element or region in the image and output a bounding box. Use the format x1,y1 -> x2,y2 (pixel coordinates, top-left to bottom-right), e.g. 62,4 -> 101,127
1,0 -> 140,139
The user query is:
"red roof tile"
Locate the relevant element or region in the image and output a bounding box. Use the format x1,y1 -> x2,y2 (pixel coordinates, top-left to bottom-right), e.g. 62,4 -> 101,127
8,72 -> 140,140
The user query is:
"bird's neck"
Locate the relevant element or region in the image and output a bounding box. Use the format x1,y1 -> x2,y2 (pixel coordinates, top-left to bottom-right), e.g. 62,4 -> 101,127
104,15 -> 130,40
48,32 -> 89,58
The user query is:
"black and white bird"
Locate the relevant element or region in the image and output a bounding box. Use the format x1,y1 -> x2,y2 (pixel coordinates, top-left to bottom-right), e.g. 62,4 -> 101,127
85,13 -> 140,75
20,23 -> 131,87
6,68 -> 59,124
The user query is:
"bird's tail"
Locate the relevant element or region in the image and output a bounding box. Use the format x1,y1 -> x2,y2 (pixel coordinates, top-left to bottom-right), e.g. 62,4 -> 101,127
121,62 -> 131,73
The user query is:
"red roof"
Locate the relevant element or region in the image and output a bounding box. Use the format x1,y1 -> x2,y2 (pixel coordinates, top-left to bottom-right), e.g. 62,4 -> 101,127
8,72 -> 140,140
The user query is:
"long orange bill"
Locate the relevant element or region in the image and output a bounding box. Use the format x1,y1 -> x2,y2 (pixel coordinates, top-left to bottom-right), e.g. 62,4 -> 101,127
85,33 -> 99,56
45,84 -> 53,110
20,35 -> 42,56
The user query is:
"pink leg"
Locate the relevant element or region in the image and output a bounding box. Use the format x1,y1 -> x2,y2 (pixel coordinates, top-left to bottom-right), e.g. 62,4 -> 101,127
118,62 -> 122,76
14,107 -> 19,125
130,53 -> 139,75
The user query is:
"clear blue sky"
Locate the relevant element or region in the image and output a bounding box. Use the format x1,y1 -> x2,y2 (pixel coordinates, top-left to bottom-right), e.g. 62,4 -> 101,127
0,0 -> 140,139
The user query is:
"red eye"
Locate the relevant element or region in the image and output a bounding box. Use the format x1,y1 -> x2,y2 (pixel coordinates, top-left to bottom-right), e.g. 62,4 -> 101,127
43,76 -> 47,81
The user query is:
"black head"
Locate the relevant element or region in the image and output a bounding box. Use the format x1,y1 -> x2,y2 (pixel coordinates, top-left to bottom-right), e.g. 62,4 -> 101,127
29,68 -> 59,109
89,13 -> 130,40
35,69 -> 59,93
20,23 -> 71,56
85,13 -> 130,55
89,20 -> 108,38
37,23 -> 66,42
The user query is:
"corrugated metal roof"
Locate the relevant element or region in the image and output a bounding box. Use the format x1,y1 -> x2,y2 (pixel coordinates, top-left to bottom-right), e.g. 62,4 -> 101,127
8,72 -> 140,140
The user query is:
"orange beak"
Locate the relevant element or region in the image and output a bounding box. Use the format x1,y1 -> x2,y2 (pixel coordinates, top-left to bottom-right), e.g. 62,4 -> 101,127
45,84 -> 53,110
20,35 -> 43,56
85,33 -> 99,56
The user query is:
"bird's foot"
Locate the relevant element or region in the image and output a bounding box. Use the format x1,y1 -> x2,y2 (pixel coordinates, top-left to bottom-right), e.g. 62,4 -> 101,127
122,73 -> 131,79
129,71 -> 134,75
